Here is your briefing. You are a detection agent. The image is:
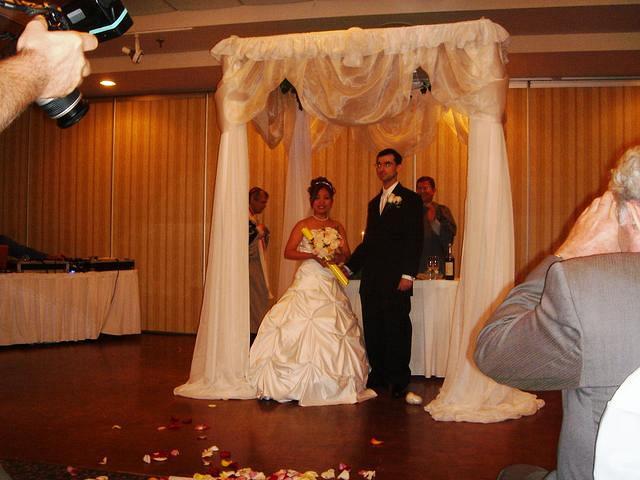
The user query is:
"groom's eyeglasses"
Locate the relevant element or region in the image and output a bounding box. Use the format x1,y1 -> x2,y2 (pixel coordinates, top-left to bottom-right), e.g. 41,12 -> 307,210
375,161 -> 394,168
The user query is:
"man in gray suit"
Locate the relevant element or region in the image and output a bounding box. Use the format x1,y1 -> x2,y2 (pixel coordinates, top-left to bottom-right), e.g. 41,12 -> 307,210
474,146 -> 640,480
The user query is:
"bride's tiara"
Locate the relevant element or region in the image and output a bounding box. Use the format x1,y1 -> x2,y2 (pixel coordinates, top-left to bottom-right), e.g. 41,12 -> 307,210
312,179 -> 334,192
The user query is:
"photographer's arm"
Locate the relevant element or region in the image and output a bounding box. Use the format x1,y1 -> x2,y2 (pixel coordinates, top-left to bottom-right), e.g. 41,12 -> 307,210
0,16 -> 97,132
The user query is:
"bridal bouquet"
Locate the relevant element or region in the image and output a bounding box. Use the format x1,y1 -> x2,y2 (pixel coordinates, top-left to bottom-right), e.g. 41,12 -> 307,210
301,227 -> 349,286
309,227 -> 342,260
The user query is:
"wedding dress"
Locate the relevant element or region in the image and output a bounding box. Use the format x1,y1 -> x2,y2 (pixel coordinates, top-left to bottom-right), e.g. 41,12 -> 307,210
249,231 -> 376,406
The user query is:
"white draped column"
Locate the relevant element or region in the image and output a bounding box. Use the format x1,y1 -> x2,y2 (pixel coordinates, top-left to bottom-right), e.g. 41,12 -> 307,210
277,109 -> 313,297
425,115 -> 544,422
174,123 -> 256,400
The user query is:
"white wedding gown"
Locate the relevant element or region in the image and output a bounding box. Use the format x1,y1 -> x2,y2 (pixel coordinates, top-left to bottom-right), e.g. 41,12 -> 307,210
249,232 -> 376,406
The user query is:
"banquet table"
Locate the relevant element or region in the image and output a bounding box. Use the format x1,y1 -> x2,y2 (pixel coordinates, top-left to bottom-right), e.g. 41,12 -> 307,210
344,279 -> 458,377
0,270 -> 141,346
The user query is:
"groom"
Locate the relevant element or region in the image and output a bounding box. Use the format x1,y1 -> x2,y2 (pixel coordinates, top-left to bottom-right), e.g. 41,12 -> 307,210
346,148 -> 423,397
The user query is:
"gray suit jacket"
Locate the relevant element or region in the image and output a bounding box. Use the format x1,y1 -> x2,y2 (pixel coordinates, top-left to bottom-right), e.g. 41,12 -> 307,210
475,253 -> 640,480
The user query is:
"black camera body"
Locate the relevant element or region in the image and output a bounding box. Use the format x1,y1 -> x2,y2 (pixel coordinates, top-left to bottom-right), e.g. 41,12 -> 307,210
50,0 -> 133,42
36,0 -> 132,127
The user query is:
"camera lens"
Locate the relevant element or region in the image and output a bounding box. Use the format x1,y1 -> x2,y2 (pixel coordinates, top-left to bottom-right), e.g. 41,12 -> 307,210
36,89 -> 89,129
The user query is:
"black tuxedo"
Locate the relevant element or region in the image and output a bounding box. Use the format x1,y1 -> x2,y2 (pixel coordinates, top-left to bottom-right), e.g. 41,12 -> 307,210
347,183 -> 423,389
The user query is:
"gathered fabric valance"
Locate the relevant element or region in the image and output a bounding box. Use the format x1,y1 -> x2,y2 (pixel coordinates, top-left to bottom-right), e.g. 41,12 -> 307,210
212,19 -> 509,133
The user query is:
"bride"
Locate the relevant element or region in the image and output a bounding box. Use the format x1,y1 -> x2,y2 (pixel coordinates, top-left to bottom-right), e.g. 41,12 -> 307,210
249,177 -> 376,406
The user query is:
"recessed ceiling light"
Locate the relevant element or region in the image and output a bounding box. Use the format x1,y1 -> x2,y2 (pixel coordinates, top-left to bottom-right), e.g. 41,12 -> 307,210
100,80 -> 116,87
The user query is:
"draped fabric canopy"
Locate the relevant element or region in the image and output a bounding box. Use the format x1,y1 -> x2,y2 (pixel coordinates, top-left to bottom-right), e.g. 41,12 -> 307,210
175,19 -> 543,422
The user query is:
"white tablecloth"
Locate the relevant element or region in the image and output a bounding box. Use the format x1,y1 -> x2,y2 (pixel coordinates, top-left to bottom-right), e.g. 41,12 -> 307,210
0,270 -> 141,346
344,279 -> 458,377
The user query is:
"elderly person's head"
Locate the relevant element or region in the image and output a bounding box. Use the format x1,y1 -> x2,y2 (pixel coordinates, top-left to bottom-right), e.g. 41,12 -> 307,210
609,146 -> 640,252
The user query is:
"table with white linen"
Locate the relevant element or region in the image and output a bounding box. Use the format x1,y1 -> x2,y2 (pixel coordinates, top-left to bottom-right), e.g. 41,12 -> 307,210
0,270 -> 141,346
345,279 -> 458,377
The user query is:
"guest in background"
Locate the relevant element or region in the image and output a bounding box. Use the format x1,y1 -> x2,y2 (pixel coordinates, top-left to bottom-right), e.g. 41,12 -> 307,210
415,176 -> 456,273
474,146 -> 640,480
0,17 -> 97,132
249,187 -> 272,342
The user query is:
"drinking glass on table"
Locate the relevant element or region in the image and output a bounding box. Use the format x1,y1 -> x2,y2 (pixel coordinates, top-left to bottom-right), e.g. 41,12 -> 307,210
427,256 -> 440,280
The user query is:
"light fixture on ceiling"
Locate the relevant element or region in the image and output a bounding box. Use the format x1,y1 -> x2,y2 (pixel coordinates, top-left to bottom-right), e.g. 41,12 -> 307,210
122,33 -> 143,64
100,80 -> 116,87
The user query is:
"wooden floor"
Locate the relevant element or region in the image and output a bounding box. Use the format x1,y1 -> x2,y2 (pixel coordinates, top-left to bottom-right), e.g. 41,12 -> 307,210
0,334 -> 561,479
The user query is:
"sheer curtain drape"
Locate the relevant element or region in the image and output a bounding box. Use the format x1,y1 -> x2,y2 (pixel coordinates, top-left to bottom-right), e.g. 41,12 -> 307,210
277,109 -> 313,297
175,19 -> 543,422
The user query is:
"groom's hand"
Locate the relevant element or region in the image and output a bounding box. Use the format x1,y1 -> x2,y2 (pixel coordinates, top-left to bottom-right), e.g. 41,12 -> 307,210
397,278 -> 413,291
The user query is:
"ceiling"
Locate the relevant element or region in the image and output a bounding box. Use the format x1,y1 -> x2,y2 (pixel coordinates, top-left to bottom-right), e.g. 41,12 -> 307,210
1,0 -> 639,98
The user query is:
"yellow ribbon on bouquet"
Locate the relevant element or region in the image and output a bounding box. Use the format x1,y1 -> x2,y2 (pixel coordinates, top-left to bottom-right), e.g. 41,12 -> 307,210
301,227 -> 349,286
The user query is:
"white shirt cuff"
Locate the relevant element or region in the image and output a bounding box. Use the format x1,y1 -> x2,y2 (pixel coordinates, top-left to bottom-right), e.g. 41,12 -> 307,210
401,274 -> 414,282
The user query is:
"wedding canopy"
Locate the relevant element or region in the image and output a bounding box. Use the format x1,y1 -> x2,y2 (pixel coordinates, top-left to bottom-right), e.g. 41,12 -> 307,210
175,19 -> 544,423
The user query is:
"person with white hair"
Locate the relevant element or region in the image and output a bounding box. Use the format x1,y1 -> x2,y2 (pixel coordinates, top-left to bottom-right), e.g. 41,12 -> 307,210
474,146 -> 640,480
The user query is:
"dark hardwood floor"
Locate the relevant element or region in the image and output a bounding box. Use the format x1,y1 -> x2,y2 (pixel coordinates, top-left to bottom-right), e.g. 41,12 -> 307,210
0,334 -> 561,479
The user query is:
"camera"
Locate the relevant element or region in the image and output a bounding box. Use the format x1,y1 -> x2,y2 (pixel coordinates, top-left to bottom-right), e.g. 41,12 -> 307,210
1,0 -> 133,128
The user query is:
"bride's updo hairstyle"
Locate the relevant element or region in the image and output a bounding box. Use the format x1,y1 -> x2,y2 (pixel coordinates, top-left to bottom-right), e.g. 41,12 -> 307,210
308,177 -> 335,201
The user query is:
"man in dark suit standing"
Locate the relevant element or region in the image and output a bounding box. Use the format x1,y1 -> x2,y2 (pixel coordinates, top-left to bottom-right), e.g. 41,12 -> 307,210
346,148 -> 423,398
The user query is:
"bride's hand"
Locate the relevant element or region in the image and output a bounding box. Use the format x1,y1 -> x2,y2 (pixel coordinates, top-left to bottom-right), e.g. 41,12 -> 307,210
332,248 -> 346,264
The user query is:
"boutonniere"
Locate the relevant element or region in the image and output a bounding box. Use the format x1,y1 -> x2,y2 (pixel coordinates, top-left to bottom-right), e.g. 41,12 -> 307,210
387,193 -> 403,207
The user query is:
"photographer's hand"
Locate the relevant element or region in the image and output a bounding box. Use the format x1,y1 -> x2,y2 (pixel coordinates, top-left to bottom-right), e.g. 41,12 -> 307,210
17,16 -> 98,99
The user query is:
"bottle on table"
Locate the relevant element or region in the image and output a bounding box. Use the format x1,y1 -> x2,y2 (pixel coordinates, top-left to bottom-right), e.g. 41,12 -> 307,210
444,243 -> 455,280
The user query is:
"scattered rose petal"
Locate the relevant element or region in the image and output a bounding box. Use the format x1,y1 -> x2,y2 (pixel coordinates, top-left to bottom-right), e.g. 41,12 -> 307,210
208,404 -> 217,408
358,470 -> 375,480
221,459 -> 233,467
66,466 -> 79,476
150,451 -> 170,462
202,445 -> 219,458
181,418 -> 193,424
405,391 -> 423,405
170,416 -> 180,423
170,449 -> 180,457
111,425 -> 122,430
142,455 -> 151,464
337,470 -> 350,480
194,424 -> 210,431
300,472 -> 319,480
339,464 -> 350,472
157,426 -> 167,431
321,469 -> 336,479
202,459 -> 211,466
219,450 -> 231,459
369,437 -> 384,446
167,423 -> 182,430
197,435 -> 208,440
206,467 -> 221,477
96,476 -> 109,480
98,456 -> 107,465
